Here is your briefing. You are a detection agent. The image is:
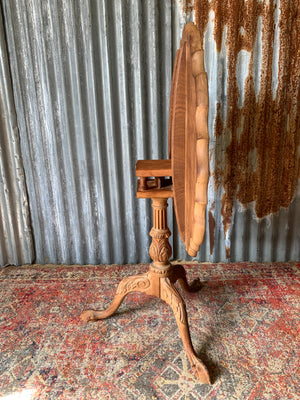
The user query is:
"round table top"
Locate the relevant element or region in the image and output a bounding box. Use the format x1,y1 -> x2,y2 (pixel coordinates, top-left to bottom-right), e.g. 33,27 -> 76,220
169,23 -> 209,257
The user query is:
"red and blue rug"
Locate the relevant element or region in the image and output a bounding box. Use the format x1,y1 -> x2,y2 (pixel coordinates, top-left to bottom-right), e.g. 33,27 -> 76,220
0,262 -> 299,399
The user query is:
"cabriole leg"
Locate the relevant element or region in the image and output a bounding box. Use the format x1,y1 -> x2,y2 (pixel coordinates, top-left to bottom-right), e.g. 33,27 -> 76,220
169,264 -> 202,293
160,277 -> 211,384
80,272 -> 152,322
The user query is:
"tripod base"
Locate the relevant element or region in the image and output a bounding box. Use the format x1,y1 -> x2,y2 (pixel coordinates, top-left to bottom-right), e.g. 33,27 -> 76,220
81,263 -> 211,384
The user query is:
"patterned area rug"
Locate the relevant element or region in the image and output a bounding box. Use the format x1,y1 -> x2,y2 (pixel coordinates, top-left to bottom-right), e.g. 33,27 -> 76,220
0,262 -> 299,399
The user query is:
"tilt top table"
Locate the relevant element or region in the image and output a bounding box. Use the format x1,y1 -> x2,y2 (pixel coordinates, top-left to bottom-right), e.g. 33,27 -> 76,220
81,22 -> 210,384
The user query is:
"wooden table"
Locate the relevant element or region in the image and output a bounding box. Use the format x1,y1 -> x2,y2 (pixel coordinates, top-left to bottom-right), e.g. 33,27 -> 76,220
81,22 -> 210,384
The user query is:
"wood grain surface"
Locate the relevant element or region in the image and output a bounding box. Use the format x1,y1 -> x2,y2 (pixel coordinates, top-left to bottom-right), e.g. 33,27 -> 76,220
169,22 -> 209,257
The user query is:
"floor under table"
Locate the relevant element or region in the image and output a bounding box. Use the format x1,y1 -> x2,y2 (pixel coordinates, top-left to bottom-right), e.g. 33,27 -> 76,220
0,261 -> 299,400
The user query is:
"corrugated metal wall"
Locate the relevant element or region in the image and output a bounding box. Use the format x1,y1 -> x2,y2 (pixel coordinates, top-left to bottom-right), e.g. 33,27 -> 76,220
0,0 -> 299,266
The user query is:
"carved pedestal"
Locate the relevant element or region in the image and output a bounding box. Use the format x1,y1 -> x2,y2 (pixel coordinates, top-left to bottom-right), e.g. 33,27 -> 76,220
149,198 -> 172,269
81,198 -> 211,384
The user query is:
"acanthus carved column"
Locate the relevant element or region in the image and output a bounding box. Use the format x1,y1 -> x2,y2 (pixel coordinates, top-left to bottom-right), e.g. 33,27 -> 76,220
149,198 -> 172,268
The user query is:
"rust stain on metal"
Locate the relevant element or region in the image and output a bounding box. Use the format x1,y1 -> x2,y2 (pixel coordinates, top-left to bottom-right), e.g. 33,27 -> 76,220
179,1 -> 195,16
226,246 -> 230,259
214,102 -> 224,138
208,210 -> 216,255
195,0 -> 210,45
221,193 -> 232,236
193,0 -> 300,235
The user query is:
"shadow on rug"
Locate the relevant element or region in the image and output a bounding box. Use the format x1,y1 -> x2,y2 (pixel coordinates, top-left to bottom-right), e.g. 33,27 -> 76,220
0,262 -> 299,399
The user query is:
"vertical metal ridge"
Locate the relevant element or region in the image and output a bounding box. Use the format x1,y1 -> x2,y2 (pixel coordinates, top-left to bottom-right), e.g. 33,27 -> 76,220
128,0 -> 152,262
89,1 -> 111,263
145,1 -> 159,159
67,0 -> 95,262
46,0 -> 81,263
81,0 -> 109,263
33,0 -> 68,263
113,0 -> 136,262
98,1 -> 125,262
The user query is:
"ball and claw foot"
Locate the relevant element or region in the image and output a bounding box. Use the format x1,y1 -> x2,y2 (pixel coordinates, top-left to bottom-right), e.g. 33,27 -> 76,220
189,354 -> 211,384
80,309 -> 103,322
169,265 -> 202,293
179,276 -> 202,293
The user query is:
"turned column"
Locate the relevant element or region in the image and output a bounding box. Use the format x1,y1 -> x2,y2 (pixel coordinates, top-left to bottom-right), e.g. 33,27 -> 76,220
149,198 -> 172,269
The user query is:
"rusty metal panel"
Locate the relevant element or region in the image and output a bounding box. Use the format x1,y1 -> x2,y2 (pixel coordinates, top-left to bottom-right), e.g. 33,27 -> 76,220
0,7 -> 34,266
0,0 -> 299,266
192,0 -> 300,262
